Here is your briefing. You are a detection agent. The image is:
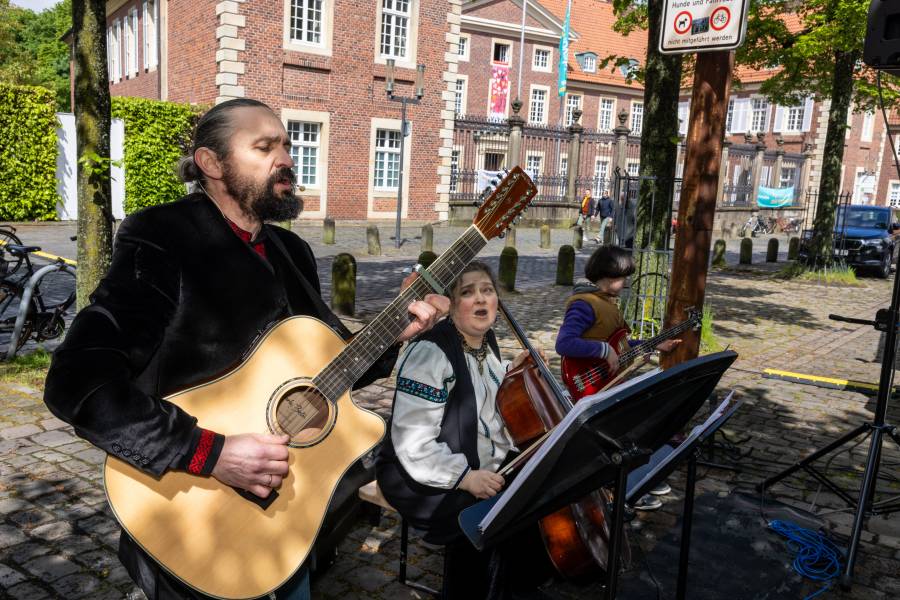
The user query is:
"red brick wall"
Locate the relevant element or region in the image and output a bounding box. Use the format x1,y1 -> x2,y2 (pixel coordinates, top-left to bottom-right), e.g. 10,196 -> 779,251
107,0 -> 160,99
237,0 -> 448,219
166,0 -> 217,105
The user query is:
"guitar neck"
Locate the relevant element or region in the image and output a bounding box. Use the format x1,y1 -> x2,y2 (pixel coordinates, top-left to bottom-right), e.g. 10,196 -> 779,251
313,226 -> 487,400
618,318 -> 697,368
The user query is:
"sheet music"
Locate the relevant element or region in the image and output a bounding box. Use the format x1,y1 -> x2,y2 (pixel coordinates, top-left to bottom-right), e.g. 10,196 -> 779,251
479,368 -> 662,531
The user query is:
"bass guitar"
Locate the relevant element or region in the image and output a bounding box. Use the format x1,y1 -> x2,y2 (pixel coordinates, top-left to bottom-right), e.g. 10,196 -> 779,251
103,168 -> 537,599
561,308 -> 702,400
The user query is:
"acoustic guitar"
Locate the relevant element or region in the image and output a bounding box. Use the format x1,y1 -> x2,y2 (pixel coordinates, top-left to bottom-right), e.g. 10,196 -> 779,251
560,308 -> 702,400
103,167 -> 537,599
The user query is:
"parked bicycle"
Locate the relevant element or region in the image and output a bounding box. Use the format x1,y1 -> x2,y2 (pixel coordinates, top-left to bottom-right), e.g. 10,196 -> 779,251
740,214 -> 773,237
0,239 -> 76,355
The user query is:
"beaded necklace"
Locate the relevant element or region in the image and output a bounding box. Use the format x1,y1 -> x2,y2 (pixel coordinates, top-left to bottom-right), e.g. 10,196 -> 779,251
458,330 -> 489,374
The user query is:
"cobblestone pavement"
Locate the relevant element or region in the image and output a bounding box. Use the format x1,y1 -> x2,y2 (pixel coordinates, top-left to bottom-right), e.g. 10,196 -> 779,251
1,221 -> 899,599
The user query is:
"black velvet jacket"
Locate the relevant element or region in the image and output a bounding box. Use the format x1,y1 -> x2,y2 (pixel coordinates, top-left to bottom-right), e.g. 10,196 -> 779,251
43,194 -> 400,597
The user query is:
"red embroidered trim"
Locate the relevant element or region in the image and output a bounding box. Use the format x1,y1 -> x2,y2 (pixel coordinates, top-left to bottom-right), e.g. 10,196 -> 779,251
188,429 -> 215,474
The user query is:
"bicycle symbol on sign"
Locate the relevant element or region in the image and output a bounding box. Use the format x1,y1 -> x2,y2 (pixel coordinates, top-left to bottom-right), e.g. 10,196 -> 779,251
710,6 -> 731,31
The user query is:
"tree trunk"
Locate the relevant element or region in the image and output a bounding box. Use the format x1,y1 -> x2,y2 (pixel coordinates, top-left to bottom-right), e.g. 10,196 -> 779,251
808,48 -> 857,269
625,0 -> 683,334
73,0 -> 113,309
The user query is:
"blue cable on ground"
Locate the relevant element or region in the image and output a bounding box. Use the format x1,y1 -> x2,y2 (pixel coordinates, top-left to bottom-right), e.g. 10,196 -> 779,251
768,520 -> 843,600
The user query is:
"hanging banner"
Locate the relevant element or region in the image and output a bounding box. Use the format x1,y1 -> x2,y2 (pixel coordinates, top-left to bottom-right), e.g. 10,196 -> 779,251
489,64 -> 509,119
557,0 -> 571,96
757,186 -> 795,208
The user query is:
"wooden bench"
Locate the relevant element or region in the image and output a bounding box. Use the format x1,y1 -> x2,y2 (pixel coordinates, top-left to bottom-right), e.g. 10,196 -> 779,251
358,480 -> 441,598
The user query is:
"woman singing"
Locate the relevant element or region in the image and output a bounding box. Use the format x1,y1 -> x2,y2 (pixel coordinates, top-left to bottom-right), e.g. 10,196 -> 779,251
376,261 -> 552,600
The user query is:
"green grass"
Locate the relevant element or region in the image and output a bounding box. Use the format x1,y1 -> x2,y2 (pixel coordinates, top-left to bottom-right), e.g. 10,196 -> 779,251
0,348 -> 52,389
776,262 -> 860,285
700,305 -> 723,353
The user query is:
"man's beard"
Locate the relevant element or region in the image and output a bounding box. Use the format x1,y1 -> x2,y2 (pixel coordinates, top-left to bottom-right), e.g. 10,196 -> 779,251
222,162 -> 303,222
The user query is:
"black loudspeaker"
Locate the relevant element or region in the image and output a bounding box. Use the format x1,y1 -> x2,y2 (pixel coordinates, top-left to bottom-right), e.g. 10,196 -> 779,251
865,0 -> 900,75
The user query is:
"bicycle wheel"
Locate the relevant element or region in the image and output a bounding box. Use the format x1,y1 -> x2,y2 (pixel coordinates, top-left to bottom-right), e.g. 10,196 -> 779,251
0,229 -> 23,276
32,267 -> 76,313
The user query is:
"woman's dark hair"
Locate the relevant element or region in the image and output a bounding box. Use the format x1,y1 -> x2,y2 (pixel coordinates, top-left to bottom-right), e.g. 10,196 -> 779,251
447,260 -> 498,302
177,98 -> 274,184
584,245 -> 635,282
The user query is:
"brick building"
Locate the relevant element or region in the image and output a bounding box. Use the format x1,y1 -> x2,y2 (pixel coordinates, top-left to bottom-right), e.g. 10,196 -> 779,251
104,0 -> 463,220
455,0 -> 895,214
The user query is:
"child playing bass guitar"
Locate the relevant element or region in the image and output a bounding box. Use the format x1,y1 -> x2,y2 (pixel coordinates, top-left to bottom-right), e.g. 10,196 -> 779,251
554,245 -> 680,510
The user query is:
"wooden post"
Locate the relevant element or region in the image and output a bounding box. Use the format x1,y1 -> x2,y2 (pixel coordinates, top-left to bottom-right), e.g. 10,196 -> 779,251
662,51 -> 734,369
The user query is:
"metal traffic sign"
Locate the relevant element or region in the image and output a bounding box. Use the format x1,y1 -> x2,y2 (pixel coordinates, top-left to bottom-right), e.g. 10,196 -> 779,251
659,0 -> 750,54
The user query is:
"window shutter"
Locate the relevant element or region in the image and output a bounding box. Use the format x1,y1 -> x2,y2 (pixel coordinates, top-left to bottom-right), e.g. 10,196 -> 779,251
773,106 -> 784,133
802,97 -> 815,132
738,98 -> 752,133
678,101 -> 689,135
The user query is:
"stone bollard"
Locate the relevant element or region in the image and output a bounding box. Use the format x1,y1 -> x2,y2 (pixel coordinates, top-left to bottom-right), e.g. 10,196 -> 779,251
323,217 -> 335,245
557,245 -> 575,285
712,239 -> 727,267
505,227 -> 516,248
421,224 -> 433,252
740,238 -> 752,265
573,226 -> 583,250
766,238 -> 779,263
331,253 -> 356,316
729,222 -> 738,239
417,250 -> 437,269
788,236 -> 800,261
499,246 -> 518,292
367,225 -> 381,256
540,224 -> 551,249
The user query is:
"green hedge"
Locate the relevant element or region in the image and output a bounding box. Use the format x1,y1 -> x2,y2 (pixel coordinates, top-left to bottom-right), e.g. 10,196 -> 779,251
0,84 -> 60,221
112,96 -> 203,214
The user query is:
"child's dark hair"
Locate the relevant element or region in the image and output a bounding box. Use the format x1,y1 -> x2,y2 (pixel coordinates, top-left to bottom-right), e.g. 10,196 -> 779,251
584,245 -> 635,282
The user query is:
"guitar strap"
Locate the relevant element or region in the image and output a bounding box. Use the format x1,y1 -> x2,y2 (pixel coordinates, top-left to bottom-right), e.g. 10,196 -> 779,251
265,228 -> 354,341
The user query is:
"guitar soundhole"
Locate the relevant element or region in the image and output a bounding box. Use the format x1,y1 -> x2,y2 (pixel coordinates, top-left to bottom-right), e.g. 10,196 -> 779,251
269,383 -> 334,447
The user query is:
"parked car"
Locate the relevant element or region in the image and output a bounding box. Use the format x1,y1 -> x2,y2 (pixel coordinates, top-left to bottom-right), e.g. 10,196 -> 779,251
799,205 -> 900,278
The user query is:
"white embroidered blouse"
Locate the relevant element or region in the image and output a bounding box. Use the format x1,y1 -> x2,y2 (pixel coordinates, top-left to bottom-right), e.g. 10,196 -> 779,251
391,338 -> 516,490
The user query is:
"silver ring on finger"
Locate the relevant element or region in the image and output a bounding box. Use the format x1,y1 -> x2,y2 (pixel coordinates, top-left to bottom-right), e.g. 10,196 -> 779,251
267,473 -> 273,487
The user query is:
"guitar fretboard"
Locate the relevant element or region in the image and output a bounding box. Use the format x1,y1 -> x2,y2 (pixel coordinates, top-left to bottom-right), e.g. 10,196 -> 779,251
619,316 -> 699,370
312,226 -> 488,401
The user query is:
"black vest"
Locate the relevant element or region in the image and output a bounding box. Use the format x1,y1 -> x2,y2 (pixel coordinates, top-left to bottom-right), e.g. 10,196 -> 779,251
375,319 -> 500,544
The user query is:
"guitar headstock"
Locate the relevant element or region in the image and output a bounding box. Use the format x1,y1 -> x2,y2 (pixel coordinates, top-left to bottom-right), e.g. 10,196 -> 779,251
473,166 -> 538,240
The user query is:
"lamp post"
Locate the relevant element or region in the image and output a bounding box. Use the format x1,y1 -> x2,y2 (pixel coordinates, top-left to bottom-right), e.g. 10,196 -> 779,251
385,59 -> 425,248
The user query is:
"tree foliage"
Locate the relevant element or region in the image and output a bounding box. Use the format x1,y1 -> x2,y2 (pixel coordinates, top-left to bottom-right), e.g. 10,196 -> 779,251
0,83 -> 60,221
0,0 -> 72,111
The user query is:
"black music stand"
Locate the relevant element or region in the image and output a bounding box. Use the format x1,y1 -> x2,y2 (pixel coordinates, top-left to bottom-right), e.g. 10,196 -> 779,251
459,351 -> 740,600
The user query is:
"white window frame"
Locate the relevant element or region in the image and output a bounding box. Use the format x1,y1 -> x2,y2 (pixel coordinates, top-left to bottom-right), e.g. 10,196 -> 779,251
525,151 -> 544,177
113,19 -> 122,82
125,9 -> 138,78
374,128 -> 402,190
377,0 -> 416,64
532,45 -> 552,72
287,121 -> 322,188
582,54 -> 596,73
528,84 -> 549,125
626,160 -> 640,177
630,100 -> 643,134
678,101 -> 690,135
492,40 -> 511,65
453,75 -> 468,115
775,97 -> 814,133
861,111 -> 875,143
725,97 -> 735,133
142,1 -> 149,70
593,157 -> 610,197
889,181 -> 900,208
457,33 -> 470,61
750,97 -> 769,133
450,146 -> 463,193
368,117 -> 411,218
598,97 -> 616,132
565,93 -> 582,126
284,0 -> 334,56
281,108 -> 329,218
107,25 -> 116,82
780,166 -> 797,189
785,105 -> 804,132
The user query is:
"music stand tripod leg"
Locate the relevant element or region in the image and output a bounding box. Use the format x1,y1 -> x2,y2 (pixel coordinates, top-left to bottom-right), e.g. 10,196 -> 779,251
603,460 -> 630,600
675,450 -> 700,600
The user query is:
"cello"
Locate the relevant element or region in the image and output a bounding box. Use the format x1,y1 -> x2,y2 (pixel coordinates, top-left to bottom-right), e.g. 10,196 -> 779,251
495,298 -> 631,579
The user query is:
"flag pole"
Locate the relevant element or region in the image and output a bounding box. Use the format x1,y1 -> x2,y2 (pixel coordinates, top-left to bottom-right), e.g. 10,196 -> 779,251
516,0 -> 527,102
556,0 -> 572,172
